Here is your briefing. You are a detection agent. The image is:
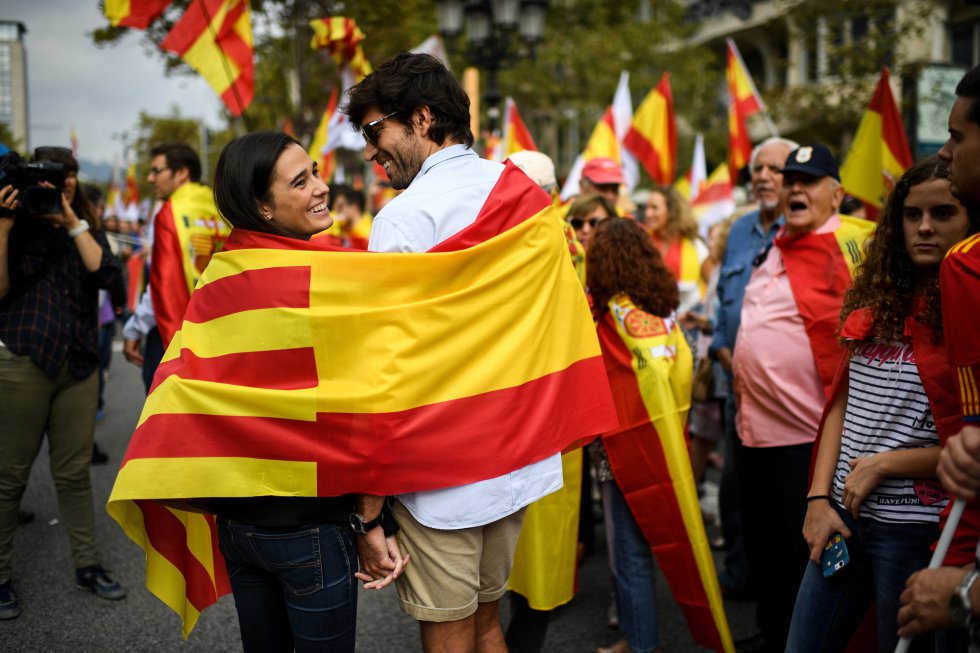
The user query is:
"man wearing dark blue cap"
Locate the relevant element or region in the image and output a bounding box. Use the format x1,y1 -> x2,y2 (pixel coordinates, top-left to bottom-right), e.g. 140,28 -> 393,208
730,144 -> 874,652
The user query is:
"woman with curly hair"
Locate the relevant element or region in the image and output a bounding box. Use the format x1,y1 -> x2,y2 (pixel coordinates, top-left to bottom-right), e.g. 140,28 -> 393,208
786,156 -> 979,653
588,218 -> 701,653
644,184 -> 709,313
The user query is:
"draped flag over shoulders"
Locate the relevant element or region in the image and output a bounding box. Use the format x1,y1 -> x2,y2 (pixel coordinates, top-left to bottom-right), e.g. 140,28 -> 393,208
840,68 -> 913,218
104,0 -> 172,28
624,72 -> 676,185
597,294 -> 733,653
161,0 -> 254,117
108,163 -> 618,636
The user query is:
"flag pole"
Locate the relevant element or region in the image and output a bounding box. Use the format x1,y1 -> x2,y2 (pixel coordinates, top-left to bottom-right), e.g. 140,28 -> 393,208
894,497 -> 967,653
726,37 -> 779,138
197,0 -> 252,131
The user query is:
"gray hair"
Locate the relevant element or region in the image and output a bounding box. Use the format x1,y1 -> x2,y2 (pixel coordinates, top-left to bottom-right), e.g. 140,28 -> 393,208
749,137 -> 800,170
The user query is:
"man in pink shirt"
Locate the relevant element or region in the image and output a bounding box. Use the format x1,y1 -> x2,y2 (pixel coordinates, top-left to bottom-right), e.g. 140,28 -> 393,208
732,144 -> 849,653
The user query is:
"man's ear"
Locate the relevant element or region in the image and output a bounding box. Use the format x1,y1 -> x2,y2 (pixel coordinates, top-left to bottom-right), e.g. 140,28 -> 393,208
831,183 -> 845,212
413,106 -> 434,137
172,166 -> 191,187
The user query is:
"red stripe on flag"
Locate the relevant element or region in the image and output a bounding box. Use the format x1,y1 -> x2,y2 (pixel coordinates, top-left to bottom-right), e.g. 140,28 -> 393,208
223,228 -> 347,253
429,163 -> 552,252
184,266 -> 311,324
151,347 -> 319,393
124,357 -> 617,496
869,68 -> 913,169
160,0 -> 220,54
137,500 -> 227,612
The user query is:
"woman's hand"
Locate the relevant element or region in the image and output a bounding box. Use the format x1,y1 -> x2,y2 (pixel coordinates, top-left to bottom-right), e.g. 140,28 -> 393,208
842,455 -> 885,517
0,185 -> 18,235
802,498 -> 851,563
354,529 -> 410,590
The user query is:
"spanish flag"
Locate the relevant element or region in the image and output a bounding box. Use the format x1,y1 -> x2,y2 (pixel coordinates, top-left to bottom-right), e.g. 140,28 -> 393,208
726,38 -> 764,179
624,73 -> 676,185
307,89 -> 338,181
161,0 -> 254,117
840,68 -> 913,217
108,163 -> 618,636
493,96 -> 537,162
104,0 -> 172,29
310,17 -> 373,82
597,294 -> 733,653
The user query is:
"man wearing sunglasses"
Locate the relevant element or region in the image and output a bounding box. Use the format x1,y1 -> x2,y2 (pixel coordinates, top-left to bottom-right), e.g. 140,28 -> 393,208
344,52 -> 563,653
122,143 -> 229,392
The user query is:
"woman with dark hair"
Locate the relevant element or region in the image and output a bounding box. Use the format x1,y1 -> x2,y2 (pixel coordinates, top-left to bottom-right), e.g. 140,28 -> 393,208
787,156 -> 979,652
587,218 -> 710,653
644,184 -> 709,313
567,193 -> 616,251
206,131 -> 406,652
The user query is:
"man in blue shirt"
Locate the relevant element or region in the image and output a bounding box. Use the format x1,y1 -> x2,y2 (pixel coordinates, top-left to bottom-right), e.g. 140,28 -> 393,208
709,136 -> 797,608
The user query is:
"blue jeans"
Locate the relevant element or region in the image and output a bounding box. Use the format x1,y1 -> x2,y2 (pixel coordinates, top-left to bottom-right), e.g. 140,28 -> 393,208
604,480 -> 659,653
217,519 -> 357,653
786,504 -> 938,653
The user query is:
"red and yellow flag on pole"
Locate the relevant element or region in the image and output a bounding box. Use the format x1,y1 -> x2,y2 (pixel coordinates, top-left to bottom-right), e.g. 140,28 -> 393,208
104,0 -> 172,28
124,163 -> 140,207
597,294 -> 734,653
108,163 -> 619,636
840,68 -> 913,217
310,17 -> 373,82
491,96 -> 537,162
307,88 -> 338,182
623,73 -> 676,185
160,0 -> 254,117
726,38 -> 764,179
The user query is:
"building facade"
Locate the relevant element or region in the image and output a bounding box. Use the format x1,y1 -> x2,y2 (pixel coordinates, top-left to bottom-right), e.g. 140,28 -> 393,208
0,21 -> 28,151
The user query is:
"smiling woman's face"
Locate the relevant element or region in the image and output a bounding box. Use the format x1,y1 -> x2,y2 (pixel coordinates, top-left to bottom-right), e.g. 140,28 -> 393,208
259,144 -> 333,238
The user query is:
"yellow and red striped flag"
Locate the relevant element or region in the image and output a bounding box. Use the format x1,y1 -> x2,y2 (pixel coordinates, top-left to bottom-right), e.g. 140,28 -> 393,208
125,162 -> 140,207
104,0 -> 172,29
726,38 -> 764,179
307,89 -> 338,182
624,73 -> 676,185
310,17 -> 373,82
692,163 -> 736,230
108,163 -> 619,636
840,67 -> 913,218
161,0 -> 253,117
597,294 -> 733,652
492,96 -> 537,162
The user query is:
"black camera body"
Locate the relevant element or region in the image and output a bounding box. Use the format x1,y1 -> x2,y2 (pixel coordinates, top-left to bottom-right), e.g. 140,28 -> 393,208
0,151 -> 66,216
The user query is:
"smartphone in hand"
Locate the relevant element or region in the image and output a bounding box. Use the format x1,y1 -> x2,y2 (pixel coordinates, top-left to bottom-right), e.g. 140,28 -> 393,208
821,533 -> 850,578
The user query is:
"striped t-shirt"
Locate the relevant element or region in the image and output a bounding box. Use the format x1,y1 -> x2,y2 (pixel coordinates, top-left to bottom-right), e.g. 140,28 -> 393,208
832,340 -> 948,523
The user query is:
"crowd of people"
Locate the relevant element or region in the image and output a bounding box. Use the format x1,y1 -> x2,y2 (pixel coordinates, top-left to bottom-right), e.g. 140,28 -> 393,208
5,51 -> 980,653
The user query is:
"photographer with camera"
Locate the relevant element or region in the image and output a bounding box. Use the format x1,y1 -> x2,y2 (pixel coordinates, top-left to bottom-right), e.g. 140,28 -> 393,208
0,146 -> 124,621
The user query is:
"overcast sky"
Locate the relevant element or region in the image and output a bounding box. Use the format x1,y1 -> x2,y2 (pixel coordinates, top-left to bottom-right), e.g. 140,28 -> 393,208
4,1 -> 224,168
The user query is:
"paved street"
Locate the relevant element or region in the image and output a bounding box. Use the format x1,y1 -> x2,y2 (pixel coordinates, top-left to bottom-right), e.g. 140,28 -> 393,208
2,346 -> 756,652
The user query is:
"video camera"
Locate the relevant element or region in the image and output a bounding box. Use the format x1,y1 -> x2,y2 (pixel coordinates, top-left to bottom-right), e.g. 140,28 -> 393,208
0,150 -> 67,216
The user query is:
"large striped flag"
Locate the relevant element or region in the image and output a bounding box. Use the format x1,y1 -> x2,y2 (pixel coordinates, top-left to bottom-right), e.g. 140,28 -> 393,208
310,17 -> 373,82
726,38 -> 765,179
597,294 -> 734,653
108,163 -> 619,636
491,97 -> 537,162
161,0 -> 254,117
624,73 -> 676,185
840,68 -> 913,218
104,0 -> 172,28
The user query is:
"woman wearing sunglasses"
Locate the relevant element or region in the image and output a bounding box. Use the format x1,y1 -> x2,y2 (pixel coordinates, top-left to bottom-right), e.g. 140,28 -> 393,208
567,194 -> 616,250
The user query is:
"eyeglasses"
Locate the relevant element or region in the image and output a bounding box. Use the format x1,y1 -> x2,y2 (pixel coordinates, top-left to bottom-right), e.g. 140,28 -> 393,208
358,111 -> 399,147
148,166 -> 170,176
33,146 -> 72,161
570,217 -> 601,230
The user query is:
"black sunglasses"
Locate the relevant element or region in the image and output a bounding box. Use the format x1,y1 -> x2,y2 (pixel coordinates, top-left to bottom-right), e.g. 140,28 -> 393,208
570,217 -> 601,230
358,111 -> 399,147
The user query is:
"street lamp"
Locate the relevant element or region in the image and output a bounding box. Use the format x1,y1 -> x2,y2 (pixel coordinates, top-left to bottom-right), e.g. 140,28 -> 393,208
435,0 -> 548,133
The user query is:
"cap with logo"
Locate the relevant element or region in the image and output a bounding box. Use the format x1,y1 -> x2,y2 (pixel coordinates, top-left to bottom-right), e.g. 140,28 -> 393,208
581,157 -> 625,185
781,144 -> 840,182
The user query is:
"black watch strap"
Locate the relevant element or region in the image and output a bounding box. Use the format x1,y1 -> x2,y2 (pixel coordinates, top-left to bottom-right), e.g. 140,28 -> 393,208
349,511 -> 383,534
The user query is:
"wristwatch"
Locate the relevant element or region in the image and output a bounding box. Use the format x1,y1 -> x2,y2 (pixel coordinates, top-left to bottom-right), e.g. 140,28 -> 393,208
67,219 -> 90,238
951,569 -> 980,627
349,511 -> 383,534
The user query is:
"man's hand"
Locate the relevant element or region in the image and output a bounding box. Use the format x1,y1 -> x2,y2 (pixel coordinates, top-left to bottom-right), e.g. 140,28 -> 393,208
939,424 -> 980,499
0,185 -> 18,235
123,339 -> 144,366
898,567 -> 969,638
354,529 -> 409,590
715,346 -> 733,373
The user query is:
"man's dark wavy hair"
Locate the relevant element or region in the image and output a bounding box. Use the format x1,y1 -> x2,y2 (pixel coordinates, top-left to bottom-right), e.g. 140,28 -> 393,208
342,52 -> 474,148
957,64 -> 980,126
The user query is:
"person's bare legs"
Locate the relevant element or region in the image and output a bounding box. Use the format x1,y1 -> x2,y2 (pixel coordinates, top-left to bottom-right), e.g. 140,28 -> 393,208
418,601 -> 506,653
420,615 -> 477,653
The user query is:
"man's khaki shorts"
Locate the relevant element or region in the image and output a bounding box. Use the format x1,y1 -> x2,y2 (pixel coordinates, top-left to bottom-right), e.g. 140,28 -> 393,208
391,499 -> 526,622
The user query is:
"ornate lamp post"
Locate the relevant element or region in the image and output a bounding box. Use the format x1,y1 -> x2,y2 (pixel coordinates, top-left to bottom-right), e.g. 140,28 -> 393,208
435,0 -> 548,132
